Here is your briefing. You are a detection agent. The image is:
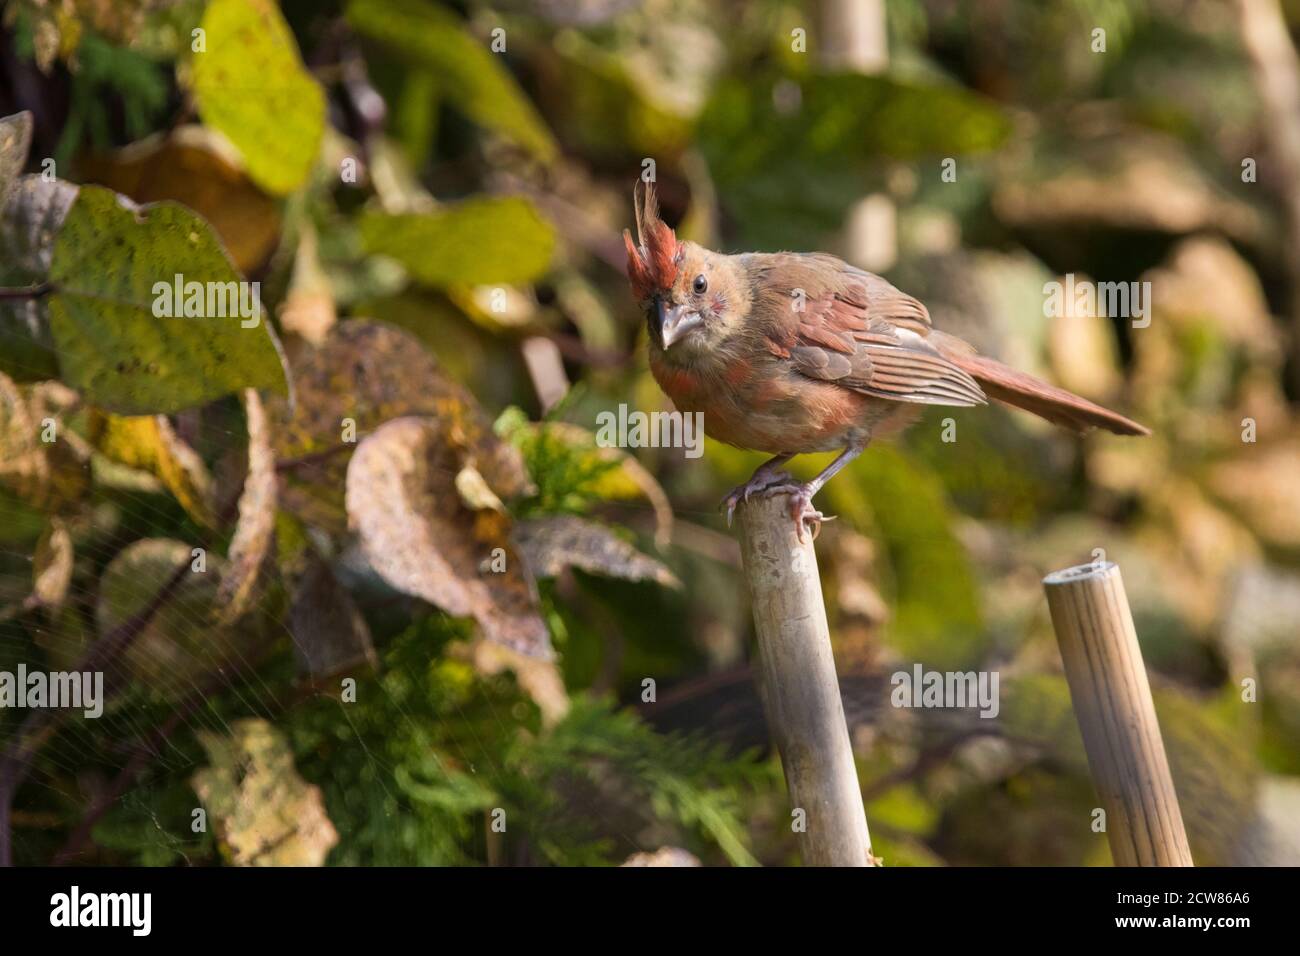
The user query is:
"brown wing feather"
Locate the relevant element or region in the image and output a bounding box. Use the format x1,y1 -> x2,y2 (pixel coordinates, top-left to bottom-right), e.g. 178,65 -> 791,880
751,253 -> 1147,434
777,264 -> 986,408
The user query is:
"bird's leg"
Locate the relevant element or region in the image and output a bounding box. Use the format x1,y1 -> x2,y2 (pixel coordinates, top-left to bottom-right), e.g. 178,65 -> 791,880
753,442 -> 868,542
721,452 -> 795,527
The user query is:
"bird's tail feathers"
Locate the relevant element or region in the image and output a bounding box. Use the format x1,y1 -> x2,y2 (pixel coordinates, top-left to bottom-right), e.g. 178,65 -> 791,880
949,352 -> 1150,436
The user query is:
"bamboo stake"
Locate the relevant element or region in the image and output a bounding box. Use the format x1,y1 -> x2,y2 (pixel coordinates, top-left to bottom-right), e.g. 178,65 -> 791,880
1042,561 -> 1193,867
738,495 -> 874,866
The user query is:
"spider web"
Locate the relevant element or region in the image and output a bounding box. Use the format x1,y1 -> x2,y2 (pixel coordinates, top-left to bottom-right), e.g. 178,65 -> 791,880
0,379 -> 667,867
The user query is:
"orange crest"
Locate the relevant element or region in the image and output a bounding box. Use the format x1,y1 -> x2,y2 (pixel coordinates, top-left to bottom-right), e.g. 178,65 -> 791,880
623,180 -> 682,301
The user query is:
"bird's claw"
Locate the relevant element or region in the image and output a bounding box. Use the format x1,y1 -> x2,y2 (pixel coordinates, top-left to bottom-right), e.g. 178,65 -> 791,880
721,469 -> 795,527
787,489 -> 834,543
722,476 -> 834,542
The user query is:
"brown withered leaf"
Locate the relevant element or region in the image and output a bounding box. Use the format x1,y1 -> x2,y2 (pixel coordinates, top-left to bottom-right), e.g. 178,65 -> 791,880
0,370 -> 88,511
87,409 -> 215,527
289,552 -> 377,681
215,389 -> 277,623
514,514 -> 679,587
274,511 -> 375,679
267,319 -> 530,534
345,416 -> 552,659
0,175 -> 78,381
79,126 -> 281,273
193,718 -> 338,867
0,111 -> 32,200
0,370 -> 51,503
32,517 -> 73,608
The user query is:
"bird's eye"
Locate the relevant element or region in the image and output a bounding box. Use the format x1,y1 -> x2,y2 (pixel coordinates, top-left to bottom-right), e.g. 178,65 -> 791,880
692,274 -> 708,295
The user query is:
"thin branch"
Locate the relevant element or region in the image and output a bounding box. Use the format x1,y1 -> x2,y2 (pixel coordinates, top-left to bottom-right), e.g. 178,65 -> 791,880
0,282 -> 54,301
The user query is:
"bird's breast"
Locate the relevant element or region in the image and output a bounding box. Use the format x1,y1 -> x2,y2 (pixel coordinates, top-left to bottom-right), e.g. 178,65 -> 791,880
650,353 -> 871,453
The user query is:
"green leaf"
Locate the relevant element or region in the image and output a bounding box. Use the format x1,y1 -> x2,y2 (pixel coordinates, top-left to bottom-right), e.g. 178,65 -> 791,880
702,72 -> 1012,179
359,196 -> 555,286
346,0 -> 558,163
547,35 -> 693,159
191,0 -> 325,195
47,185 -> 287,414
699,72 -> 1013,249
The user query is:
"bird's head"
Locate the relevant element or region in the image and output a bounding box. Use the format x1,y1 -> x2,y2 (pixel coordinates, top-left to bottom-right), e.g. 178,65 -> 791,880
624,181 -> 747,360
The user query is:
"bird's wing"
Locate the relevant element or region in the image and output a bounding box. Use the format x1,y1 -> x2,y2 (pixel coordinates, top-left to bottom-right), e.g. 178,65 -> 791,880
758,257 -> 987,408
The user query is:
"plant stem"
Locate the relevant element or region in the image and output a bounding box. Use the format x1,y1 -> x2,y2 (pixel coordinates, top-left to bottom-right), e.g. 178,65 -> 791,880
0,282 -> 54,301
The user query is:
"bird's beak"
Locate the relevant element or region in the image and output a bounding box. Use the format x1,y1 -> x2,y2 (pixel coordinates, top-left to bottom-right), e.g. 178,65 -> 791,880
655,298 -> 703,349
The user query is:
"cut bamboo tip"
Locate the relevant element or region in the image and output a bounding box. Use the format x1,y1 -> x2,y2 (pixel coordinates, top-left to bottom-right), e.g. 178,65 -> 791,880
1042,560 -> 1117,585
1042,559 -> 1194,867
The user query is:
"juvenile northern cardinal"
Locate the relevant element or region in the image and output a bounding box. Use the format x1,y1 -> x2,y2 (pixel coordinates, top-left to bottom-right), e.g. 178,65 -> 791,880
623,183 -> 1150,539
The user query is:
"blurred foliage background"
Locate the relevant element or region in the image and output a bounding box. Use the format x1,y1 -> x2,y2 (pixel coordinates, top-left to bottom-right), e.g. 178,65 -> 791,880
0,0 -> 1298,866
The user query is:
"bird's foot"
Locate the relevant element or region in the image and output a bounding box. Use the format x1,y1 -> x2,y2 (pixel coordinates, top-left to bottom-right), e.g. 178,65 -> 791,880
721,469 -> 796,527
726,478 -> 835,543
779,484 -> 835,543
